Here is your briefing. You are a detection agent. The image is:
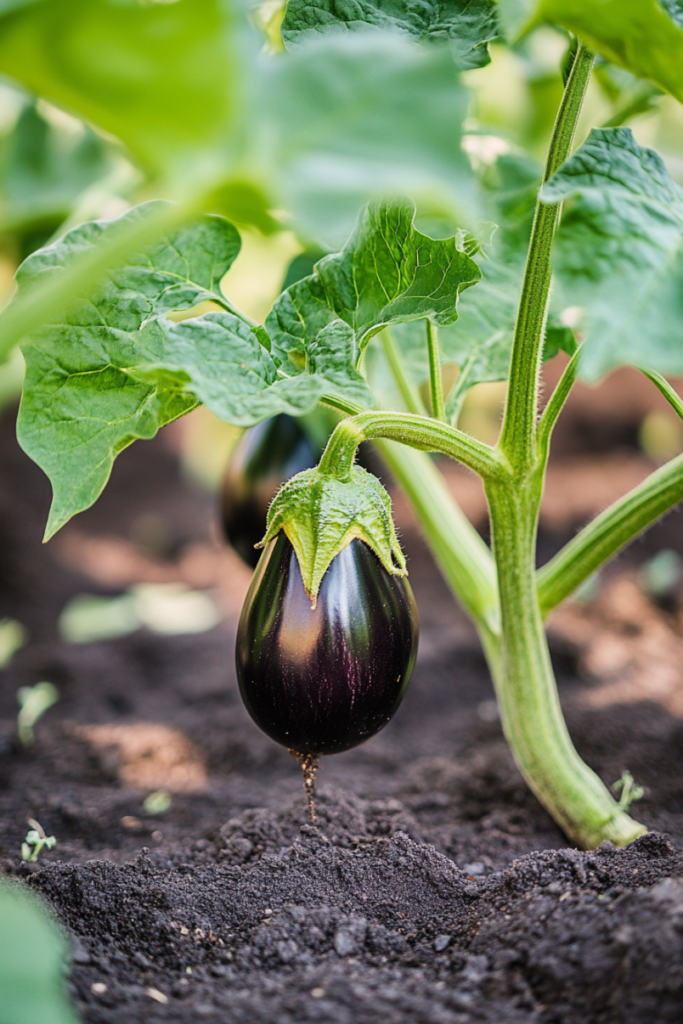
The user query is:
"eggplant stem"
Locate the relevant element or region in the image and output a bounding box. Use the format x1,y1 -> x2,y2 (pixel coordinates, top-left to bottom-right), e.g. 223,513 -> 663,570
289,750 -> 320,823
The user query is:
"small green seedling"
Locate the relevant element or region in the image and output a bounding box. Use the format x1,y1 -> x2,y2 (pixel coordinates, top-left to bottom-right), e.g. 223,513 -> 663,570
16,681 -> 59,746
639,549 -> 682,600
0,617 -> 26,668
143,789 -> 172,815
612,772 -> 645,813
21,818 -> 57,863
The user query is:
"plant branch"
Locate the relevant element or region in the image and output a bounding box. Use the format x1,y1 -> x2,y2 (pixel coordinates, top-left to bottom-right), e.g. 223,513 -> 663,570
537,453 -> 683,617
426,321 -> 446,421
498,43 -> 594,470
380,329 -> 427,415
318,411 -> 507,482
641,369 -> 683,420
537,346 -> 581,457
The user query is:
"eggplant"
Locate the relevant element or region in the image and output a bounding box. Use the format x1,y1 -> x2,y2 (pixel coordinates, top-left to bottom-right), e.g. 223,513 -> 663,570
235,532 -> 418,755
221,415 -> 319,568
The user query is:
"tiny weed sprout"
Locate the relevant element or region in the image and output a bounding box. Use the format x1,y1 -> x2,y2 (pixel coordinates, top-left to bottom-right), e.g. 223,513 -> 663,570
143,789 -> 172,815
21,819 -> 57,863
4,0 -> 683,847
16,681 -> 59,747
0,617 -> 26,668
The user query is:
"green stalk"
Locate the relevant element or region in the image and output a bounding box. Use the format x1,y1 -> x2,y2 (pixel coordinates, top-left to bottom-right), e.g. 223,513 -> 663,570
537,347 -> 581,456
380,329 -> 427,416
426,322 -> 446,421
537,452 -> 683,617
375,440 -> 500,638
318,410 -> 505,481
485,477 -> 645,847
642,369 -> 683,420
499,42 -> 594,469
486,42 -> 645,847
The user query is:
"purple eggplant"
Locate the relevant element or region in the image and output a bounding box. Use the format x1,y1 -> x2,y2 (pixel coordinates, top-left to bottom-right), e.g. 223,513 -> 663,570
235,532 -> 418,755
221,415 -> 319,568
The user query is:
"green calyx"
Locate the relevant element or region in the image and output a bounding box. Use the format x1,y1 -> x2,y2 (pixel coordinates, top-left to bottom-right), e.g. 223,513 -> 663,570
257,465 -> 407,607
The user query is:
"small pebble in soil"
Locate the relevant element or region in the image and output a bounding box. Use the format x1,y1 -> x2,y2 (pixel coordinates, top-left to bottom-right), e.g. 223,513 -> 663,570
147,988 -> 168,1004
91,983 -> 108,995
310,988 -> 325,999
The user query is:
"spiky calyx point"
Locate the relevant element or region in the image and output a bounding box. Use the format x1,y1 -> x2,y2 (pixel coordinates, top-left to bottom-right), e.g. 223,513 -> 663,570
257,465 -> 406,607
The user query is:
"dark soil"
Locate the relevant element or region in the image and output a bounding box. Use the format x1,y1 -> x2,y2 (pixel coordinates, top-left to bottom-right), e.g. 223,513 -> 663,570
1,403 -> 683,1024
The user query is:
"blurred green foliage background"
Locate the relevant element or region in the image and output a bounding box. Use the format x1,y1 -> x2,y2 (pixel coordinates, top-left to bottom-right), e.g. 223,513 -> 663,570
0,3 -> 681,479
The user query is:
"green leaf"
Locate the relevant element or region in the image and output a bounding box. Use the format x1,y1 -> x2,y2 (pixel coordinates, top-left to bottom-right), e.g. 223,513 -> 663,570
281,0 -> 499,69
307,320 -> 374,407
266,198 -> 481,407
0,5 -> 476,245
382,156 -> 574,419
316,199 -> 482,342
0,0 -> 243,174
16,202 -> 324,539
256,33 -> 475,244
661,0 -> 683,28
0,882 -> 79,1024
529,0 -> 683,104
540,126 -> 683,382
0,101 -> 117,236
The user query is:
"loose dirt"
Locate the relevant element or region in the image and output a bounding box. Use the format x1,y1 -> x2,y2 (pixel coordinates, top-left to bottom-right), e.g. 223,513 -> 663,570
1,405 -> 683,1024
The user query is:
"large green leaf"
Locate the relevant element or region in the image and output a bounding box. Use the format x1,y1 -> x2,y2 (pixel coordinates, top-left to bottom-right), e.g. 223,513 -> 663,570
266,198 -> 481,390
255,33 -> 475,244
281,0 -> 499,69
16,202 -> 324,539
540,127 -> 683,382
518,0 -> 683,105
0,0 -> 242,174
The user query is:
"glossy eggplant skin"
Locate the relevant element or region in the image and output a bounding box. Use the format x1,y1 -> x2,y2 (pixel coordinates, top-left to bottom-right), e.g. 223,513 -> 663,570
236,533 -> 419,755
221,415 -> 318,568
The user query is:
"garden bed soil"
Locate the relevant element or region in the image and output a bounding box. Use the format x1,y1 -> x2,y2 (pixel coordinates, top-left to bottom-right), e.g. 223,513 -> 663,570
1,388 -> 683,1023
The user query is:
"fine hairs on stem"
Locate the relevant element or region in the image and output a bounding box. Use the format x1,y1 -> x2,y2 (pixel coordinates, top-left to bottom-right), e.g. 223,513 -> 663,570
289,750 -> 320,823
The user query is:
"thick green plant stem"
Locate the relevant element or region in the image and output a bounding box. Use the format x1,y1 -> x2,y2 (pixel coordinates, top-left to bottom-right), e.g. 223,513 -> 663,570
537,452 -> 683,617
485,479 -> 646,848
375,440 -> 500,637
318,410 -> 505,481
499,42 -> 594,469
486,42 -> 645,847
426,322 -> 446,421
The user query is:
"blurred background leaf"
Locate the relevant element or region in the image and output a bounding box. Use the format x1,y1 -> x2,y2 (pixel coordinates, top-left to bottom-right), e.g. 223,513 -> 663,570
0,881 -> 79,1024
